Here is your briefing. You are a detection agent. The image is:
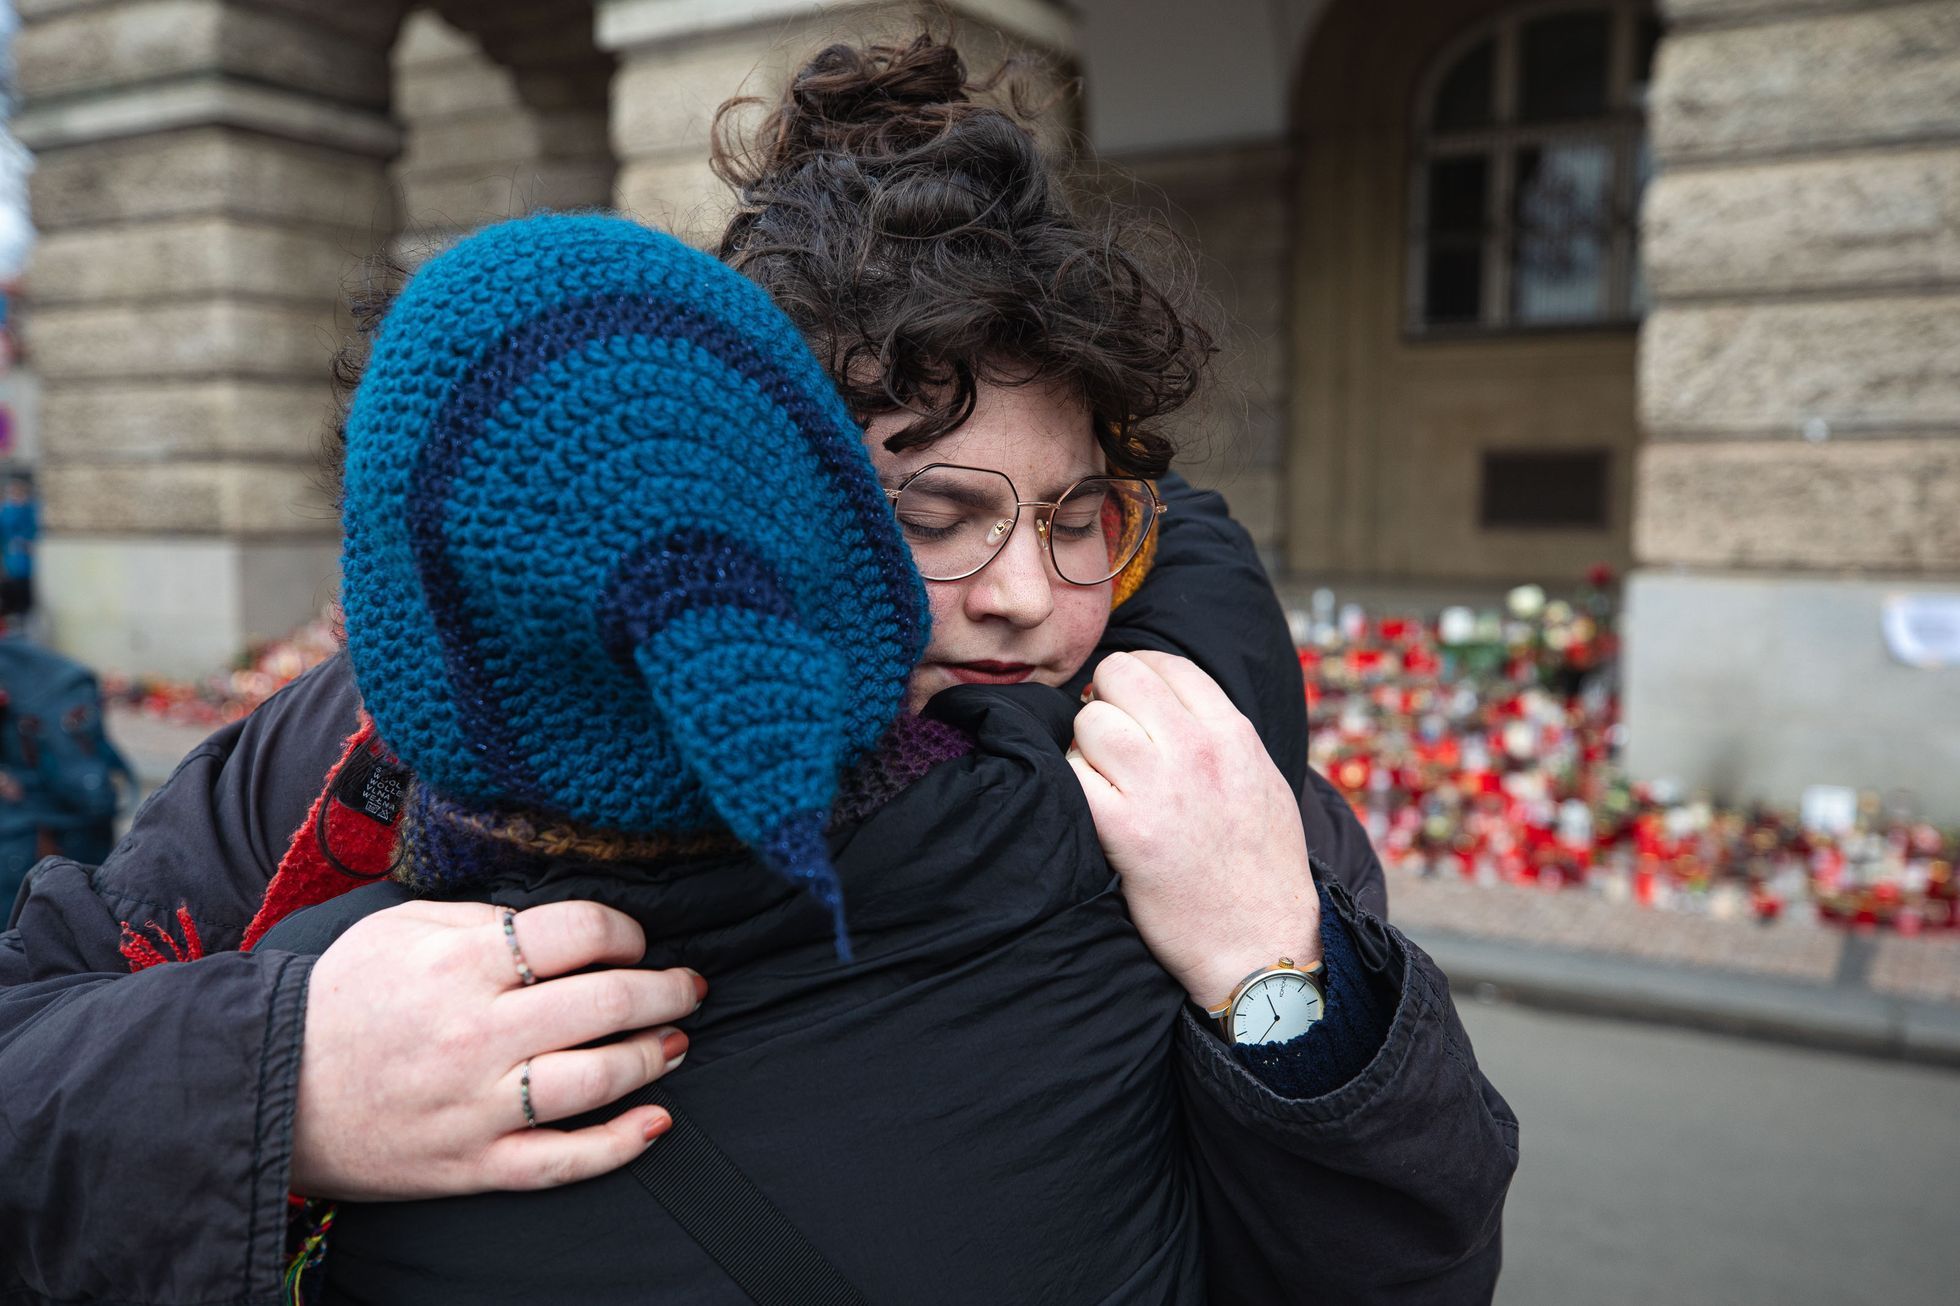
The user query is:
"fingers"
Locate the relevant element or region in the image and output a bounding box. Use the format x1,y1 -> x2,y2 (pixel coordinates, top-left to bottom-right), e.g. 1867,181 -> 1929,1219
1071,698 -> 1154,793
1066,745 -> 1120,808
512,1024 -> 688,1127
493,900 -> 649,982
1085,651 -> 1241,751
1085,652 -> 1182,744
1123,650 -> 1241,722
494,965 -> 702,1056
479,1104 -> 674,1192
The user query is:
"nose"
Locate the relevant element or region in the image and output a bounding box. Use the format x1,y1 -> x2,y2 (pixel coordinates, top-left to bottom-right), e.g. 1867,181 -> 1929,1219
961,508 -> 1056,629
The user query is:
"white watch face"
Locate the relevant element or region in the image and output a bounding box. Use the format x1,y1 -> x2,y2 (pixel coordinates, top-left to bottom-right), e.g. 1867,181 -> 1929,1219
1230,971 -> 1324,1045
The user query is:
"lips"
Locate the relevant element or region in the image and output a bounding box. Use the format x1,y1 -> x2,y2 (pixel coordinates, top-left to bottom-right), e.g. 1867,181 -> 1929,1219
941,660 -> 1035,685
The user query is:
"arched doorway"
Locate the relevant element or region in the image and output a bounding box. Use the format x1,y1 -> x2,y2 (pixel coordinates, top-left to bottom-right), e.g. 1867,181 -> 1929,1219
391,2 -> 617,260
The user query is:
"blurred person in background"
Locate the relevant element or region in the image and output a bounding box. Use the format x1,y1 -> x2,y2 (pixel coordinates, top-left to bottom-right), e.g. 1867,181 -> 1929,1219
0,639 -> 129,921
0,473 -> 34,627
0,33 -> 1514,1306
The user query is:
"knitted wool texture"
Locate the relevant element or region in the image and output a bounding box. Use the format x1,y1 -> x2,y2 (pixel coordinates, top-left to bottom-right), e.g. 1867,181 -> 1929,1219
339,213 -> 930,951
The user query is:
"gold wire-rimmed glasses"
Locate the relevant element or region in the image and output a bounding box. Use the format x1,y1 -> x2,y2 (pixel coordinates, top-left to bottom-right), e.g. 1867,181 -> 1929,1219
883,463 -> 1167,585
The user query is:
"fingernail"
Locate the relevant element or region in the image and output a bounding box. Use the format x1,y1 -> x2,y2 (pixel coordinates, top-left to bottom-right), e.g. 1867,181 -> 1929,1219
644,1111 -> 672,1142
1079,684 -> 1096,704
684,968 -> 708,1003
662,1029 -> 690,1065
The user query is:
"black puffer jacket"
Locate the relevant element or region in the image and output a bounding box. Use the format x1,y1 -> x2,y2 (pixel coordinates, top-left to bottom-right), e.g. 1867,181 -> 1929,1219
1,479 -> 1516,1304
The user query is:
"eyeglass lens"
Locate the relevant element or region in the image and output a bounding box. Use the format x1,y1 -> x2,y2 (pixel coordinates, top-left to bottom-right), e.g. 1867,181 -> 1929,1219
892,466 -> 1158,584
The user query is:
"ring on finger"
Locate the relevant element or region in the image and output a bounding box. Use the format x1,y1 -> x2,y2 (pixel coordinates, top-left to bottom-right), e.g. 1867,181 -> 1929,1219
519,1058 -> 537,1129
499,907 -> 537,987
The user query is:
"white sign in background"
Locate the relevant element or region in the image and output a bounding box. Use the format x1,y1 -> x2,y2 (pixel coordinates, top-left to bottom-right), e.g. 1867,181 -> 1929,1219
1881,595 -> 1960,670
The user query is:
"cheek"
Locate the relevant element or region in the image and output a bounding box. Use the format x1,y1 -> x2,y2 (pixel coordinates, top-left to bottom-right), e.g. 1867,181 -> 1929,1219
920,581 -> 967,659
1043,585 -> 1112,677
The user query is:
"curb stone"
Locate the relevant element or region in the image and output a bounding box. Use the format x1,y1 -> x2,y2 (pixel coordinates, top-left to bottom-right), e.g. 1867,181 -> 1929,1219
1411,928 -> 1960,1070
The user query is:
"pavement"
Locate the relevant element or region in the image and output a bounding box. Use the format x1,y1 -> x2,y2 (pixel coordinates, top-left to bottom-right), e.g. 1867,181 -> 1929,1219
109,705 -> 216,797
106,705 -> 1960,1068
1462,1000 -> 1960,1306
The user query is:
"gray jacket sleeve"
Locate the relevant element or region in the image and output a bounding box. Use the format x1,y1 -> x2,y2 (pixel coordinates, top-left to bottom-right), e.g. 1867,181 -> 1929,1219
0,658 -> 360,1305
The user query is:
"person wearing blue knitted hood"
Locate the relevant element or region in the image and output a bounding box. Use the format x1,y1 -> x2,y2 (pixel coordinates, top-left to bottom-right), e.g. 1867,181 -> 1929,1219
332,210 -> 924,959
0,34 -> 1514,1306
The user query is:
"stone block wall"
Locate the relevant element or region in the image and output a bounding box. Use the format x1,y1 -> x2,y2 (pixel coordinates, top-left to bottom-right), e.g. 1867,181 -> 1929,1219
14,0 -> 405,674
1626,0 -> 1960,818
1638,0 -> 1960,569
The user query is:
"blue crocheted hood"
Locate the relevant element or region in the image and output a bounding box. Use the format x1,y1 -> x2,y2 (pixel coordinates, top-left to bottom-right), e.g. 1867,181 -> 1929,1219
339,213 -> 930,951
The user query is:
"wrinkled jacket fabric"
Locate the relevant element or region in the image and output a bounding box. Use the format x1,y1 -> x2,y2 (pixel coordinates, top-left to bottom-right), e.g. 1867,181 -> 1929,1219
1,478 -> 1517,1304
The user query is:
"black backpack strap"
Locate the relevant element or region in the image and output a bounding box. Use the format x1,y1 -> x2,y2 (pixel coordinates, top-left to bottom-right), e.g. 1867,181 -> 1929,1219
620,1082 -> 868,1306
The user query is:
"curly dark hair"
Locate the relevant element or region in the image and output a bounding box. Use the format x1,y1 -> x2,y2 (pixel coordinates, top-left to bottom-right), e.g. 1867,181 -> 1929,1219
710,31 -> 1213,477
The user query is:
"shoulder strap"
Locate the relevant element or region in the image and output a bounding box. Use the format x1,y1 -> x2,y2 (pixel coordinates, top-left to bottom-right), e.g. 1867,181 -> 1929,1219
620,1082 -> 867,1306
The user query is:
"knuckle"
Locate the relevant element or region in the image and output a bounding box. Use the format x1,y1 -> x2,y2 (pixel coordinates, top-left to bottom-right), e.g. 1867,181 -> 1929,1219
571,1056 -> 613,1108
533,1147 -> 585,1189
589,974 -> 637,1028
429,1015 -> 482,1066
1226,712 -> 1263,750
424,933 -> 477,981
562,902 -> 615,957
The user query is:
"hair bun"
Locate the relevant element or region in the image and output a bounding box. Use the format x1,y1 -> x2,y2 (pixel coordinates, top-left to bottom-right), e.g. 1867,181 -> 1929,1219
798,36 -> 967,117
744,33 -> 1004,177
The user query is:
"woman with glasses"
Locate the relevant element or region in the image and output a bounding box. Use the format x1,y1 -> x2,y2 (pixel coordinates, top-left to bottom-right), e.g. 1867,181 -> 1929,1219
0,33 -> 1514,1306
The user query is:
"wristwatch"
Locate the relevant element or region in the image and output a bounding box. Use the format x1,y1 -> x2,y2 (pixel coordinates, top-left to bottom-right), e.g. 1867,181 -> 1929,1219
1205,957 -> 1326,1046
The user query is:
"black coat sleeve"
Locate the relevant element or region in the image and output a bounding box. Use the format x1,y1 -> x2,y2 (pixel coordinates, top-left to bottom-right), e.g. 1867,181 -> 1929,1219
1177,879 -> 1518,1303
1096,477 -> 1517,1302
0,656 -> 360,1305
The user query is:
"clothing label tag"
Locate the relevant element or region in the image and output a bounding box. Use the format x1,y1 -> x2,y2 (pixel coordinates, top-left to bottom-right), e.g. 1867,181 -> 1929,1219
333,744 -> 407,826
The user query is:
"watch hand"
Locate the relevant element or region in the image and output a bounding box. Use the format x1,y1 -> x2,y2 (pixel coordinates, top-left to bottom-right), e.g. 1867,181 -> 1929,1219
1259,1014 -> 1279,1041
1267,993 -> 1280,1021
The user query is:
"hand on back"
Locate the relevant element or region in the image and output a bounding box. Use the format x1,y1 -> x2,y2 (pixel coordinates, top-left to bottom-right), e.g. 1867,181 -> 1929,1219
1067,651 -> 1321,1010
291,899 -> 698,1200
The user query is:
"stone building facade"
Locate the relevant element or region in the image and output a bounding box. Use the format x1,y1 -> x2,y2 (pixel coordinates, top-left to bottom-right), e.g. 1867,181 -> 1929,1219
11,0 -> 1960,816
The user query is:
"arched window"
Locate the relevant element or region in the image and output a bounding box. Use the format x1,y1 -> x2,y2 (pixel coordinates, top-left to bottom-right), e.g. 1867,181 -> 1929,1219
1410,1 -> 1659,333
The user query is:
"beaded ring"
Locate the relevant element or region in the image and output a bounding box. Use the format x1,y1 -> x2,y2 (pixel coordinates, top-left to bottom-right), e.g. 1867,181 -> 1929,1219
519,1059 -> 537,1129
500,907 -> 537,986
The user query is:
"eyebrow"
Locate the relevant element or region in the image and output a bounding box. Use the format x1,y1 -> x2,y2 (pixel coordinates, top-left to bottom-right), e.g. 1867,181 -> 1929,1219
898,476 -> 999,510
1043,472 -> 1108,500
892,467 -> 1112,507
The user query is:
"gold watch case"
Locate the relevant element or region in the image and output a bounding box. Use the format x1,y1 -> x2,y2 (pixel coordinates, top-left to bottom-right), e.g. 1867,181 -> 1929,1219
1205,957 -> 1327,1046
